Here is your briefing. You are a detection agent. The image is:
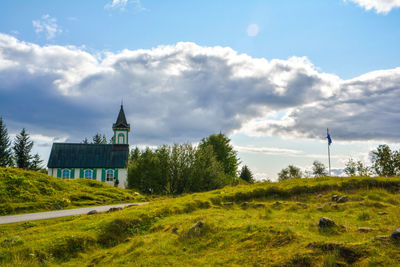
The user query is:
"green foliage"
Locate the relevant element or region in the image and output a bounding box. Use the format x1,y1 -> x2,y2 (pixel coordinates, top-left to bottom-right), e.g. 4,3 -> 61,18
199,133 -> 238,178
239,165 -> 254,183
29,153 -> 43,171
371,144 -> 400,176
312,160 -> 328,177
13,128 -> 34,169
49,234 -> 95,260
92,133 -> 107,144
0,117 -> 13,167
2,175 -> 400,266
128,143 -> 230,194
0,168 -> 146,215
278,165 -> 302,181
344,158 -> 357,176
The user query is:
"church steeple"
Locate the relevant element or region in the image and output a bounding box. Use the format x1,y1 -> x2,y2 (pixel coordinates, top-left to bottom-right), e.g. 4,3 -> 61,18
113,105 -> 130,145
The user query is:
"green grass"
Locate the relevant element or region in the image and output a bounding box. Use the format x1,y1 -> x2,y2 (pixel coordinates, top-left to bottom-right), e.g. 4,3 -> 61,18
1,175 -> 400,266
0,168 -> 147,215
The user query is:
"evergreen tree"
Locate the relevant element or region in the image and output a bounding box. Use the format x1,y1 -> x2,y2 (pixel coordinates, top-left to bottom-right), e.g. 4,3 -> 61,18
0,117 -> 13,167
199,133 -> 238,178
92,133 -> 102,144
101,134 -> 107,144
30,153 -> 43,171
82,137 -> 89,144
239,165 -> 254,183
13,128 -> 34,169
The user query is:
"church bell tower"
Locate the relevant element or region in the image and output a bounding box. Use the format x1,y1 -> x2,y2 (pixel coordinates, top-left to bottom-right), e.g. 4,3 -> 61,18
112,105 -> 130,145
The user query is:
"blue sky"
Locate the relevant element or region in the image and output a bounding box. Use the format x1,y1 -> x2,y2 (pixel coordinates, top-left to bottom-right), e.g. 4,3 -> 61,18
1,0 -> 400,179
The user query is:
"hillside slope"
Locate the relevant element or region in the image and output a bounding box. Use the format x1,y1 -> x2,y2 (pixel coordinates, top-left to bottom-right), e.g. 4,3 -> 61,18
0,168 -> 146,215
1,176 -> 400,266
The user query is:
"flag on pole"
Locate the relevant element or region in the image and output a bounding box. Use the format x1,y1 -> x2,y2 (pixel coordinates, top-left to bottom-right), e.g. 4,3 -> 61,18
327,130 -> 332,146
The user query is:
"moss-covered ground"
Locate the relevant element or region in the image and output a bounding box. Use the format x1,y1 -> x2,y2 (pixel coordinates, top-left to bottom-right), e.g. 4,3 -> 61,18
1,175 -> 400,266
0,168 -> 147,215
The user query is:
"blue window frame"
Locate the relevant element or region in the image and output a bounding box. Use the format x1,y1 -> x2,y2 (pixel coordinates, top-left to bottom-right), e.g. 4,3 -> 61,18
84,169 -> 93,178
106,169 -> 114,181
62,169 -> 70,179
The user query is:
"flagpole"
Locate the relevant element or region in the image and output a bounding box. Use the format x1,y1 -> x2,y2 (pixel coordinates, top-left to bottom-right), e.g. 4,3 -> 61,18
327,128 -> 331,176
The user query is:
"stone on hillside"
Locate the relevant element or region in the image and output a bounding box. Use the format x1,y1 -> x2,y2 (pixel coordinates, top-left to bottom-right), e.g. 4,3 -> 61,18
192,220 -> 203,230
319,217 -> 336,228
87,210 -> 98,215
252,203 -> 265,208
358,227 -> 375,233
127,204 -> 139,208
331,195 -> 339,201
378,212 -> 388,215
391,228 -> 400,241
107,207 -> 123,213
296,202 -> 308,208
337,196 -> 348,203
172,226 -> 179,234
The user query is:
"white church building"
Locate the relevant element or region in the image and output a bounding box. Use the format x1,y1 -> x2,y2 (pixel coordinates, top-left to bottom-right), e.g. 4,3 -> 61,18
47,105 -> 131,188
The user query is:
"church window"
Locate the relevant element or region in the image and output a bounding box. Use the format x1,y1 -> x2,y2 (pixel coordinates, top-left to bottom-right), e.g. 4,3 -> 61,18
106,169 -> 114,181
118,133 -> 124,144
84,169 -> 93,178
62,169 -> 70,179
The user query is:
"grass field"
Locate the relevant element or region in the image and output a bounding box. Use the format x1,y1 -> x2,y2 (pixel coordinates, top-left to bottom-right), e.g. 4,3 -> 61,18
1,173 -> 400,266
0,168 -> 147,216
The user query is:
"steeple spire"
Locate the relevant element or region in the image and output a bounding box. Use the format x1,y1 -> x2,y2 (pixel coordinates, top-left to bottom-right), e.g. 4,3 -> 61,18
112,104 -> 131,145
113,104 -> 130,130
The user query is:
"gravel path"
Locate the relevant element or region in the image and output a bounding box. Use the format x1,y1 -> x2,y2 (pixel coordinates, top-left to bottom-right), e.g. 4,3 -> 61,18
0,202 -> 149,225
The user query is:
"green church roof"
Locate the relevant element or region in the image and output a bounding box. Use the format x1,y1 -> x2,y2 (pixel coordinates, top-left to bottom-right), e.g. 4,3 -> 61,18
113,105 -> 130,130
47,143 -> 129,168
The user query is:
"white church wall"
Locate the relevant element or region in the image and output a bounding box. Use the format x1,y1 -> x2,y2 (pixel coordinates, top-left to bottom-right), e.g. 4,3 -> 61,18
118,168 -> 128,189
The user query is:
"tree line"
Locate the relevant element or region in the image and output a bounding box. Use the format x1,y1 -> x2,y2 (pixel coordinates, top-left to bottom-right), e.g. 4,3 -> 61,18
0,117 -> 43,170
127,133 -> 250,194
278,144 -> 400,181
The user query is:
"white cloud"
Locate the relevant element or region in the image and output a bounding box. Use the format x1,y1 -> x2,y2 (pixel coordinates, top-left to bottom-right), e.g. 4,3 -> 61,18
1,33 -> 400,145
32,14 -> 62,40
247,24 -> 259,37
347,0 -> 400,14
104,0 -> 146,12
235,145 -> 302,155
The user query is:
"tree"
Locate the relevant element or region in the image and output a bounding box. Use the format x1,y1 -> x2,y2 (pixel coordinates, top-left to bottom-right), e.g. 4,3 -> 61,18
101,134 -> 107,144
127,142 -> 230,194
371,144 -> 399,176
239,165 -> 254,183
344,158 -> 372,177
82,137 -> 89,144
356,161 -> 373,177
30,153 -> 43,171
278,165 -> 302,181
92,133 -> 102,144
13,128 -> 34,169
0,117 -> 13,167
312,161 -> 327,177
199,133 -> 238,178
344,158 -> 357,176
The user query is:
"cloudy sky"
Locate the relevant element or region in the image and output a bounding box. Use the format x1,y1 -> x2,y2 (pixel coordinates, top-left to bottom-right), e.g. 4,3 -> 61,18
1,0 -> 400,180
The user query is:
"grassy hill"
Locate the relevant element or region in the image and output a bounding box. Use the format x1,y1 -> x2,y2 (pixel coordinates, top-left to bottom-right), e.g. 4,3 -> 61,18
1,175 -> 400,266
0,168 -> 147,215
